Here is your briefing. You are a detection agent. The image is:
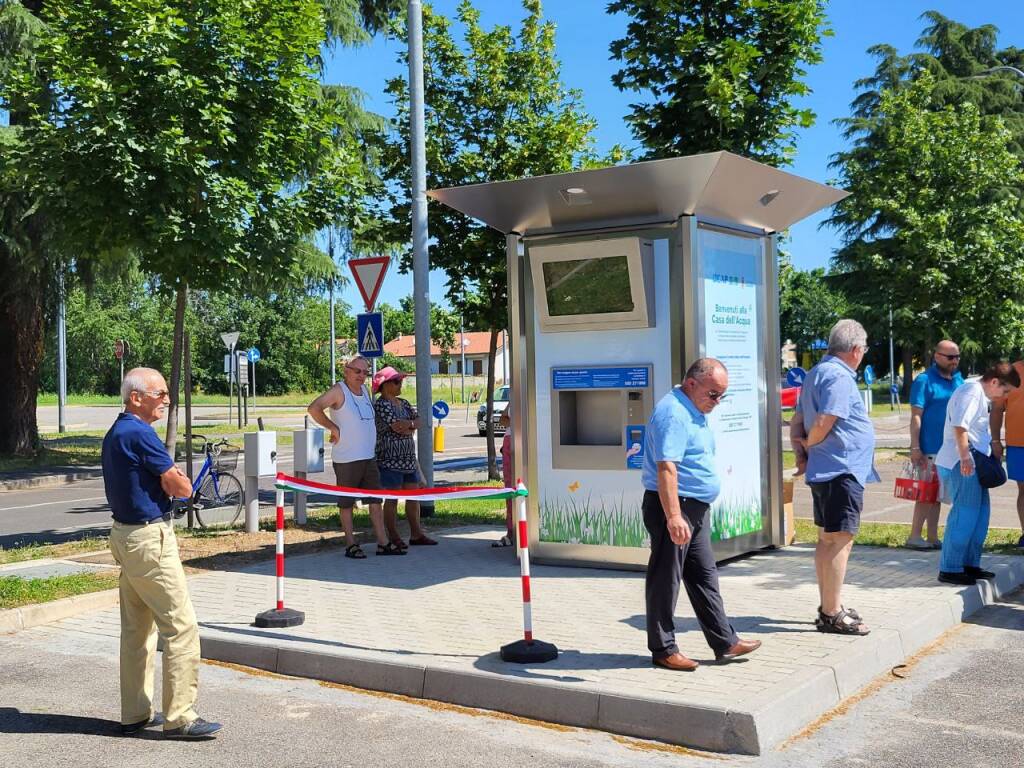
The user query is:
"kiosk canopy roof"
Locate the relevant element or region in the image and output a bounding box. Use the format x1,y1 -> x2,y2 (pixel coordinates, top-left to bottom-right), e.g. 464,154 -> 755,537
428,151 -> 848,237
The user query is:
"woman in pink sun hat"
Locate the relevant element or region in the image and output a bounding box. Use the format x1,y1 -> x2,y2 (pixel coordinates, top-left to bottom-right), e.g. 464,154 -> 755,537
372,366 -> 437,548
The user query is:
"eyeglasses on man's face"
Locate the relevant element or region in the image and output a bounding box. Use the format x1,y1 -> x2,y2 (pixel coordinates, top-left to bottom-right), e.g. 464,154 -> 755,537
345,365 -> 369,376
135,389 -> 170,399
937,352 -> 961,361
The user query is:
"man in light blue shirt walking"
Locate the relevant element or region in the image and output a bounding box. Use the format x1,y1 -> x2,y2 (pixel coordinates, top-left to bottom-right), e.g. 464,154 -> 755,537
641,358 -> 761,672
792,319 -> 878,637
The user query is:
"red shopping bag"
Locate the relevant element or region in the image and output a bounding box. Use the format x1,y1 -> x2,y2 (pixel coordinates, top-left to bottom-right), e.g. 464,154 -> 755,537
893,461 -> 939,504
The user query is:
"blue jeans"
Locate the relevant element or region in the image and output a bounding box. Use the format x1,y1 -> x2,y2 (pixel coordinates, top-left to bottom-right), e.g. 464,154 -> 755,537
938,463 -> 990,573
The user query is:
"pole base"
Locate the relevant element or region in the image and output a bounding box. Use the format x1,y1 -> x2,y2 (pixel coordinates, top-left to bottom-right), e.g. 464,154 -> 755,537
254,608 -> 305,628
500,638 -> 558,664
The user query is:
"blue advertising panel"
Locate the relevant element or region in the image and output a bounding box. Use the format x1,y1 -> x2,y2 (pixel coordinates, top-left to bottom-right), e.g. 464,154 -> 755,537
625,425 -> 646,469
552,366 -> 649,390
357,312 -> 384,358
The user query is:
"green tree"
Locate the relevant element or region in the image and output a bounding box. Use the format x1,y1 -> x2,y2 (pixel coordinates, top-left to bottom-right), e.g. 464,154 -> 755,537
778,257 -> 848,358
827,76 -> 1024,392
4,0 -> 368,451
381,0 -> 604,477
607,0 -> 830,164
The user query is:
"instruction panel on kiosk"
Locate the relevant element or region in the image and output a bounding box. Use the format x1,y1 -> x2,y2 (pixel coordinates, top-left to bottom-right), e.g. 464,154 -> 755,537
552,367 -> 650,390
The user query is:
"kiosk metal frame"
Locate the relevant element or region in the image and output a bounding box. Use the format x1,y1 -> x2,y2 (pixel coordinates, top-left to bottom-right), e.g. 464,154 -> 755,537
431,152 -> 846,568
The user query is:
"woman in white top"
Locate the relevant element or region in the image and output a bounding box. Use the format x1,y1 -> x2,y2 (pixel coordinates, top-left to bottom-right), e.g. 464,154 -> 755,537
934,362 -> 1019,585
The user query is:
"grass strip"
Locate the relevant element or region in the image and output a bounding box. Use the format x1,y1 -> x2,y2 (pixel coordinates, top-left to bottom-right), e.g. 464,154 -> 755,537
0,538 -> 109,565
0,571 -> 119,610
793,518 -> 1023,555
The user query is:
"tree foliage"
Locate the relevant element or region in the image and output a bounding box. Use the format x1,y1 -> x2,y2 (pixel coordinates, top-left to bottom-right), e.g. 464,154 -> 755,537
778,256 -> 848,356
827,75 -> 1024,361
607,0 -> 830,164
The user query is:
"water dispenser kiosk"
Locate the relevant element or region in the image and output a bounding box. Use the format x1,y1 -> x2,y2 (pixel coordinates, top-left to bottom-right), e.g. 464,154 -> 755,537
430,151 -> 847,568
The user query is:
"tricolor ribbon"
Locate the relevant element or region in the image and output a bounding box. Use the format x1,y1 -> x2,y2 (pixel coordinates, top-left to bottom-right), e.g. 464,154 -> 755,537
274,472 -> 528,502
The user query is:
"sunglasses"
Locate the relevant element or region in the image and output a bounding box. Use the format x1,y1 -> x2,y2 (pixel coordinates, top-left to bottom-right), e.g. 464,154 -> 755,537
706,390 -> 728,402
136,389 -> 170,399
346,365 -> 370,375
936,353 -> 961,361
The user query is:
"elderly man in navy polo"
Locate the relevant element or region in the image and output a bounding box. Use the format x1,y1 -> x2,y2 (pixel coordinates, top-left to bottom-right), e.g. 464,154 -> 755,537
792,319 -> 878,637
103,367 -> 223,739
641,357 -> 761,671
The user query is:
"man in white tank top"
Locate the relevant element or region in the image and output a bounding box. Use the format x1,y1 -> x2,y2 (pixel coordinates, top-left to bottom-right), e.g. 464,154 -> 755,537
307,356 -> 400,558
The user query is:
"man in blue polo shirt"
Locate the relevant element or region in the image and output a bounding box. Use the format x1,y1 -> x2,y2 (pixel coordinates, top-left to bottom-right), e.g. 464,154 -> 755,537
907,340 -> 964,550
793,319 -> 878,637
641,358 -> 761,671
102,367 -> 222,740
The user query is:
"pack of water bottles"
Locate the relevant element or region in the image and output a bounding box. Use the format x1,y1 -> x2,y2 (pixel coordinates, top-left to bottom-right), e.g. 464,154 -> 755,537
893,460 -> 939,503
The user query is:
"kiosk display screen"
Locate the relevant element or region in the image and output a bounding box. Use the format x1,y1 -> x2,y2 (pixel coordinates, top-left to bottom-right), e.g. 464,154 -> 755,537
542,256 -> 634,316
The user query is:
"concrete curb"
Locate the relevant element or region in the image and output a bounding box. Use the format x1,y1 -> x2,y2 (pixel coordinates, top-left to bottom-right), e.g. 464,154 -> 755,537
194,562 -> 1024,756
0,468 -> 104,492
0,587 -> 118,635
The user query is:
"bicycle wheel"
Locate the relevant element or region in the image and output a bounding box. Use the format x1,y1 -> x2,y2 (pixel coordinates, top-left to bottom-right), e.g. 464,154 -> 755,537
193,472 -> 244,528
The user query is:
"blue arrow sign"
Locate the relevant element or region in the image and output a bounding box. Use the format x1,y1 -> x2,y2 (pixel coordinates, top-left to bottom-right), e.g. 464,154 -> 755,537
247,347 -> 261,363
863,364 -> 875,386
357,312 -> 384,358
785,367 -> 806,387
432,401 -> 450,421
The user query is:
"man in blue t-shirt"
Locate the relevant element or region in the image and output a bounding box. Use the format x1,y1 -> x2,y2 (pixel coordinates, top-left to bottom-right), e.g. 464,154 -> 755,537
102,367 -> 222,740
640,358 -> 761,672
907,340 -> 964,550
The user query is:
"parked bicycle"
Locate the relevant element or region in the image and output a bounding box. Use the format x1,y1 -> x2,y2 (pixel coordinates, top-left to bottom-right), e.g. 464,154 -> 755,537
182,433 -> 244,528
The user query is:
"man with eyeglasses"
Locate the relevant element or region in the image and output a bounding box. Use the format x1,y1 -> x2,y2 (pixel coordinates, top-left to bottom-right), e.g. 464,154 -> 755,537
906,340 -> 964,550
102,367 -> 222,739
641,357 -> 761,671
792,319 -> 878,637
990,358 -> 1024,551
307,355 -> 396,558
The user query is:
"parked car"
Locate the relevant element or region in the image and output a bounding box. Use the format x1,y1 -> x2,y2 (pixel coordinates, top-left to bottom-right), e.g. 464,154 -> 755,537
477,385 -> 510,436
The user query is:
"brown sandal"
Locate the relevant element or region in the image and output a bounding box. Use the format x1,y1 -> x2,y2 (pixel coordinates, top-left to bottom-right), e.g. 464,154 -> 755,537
408,535 -> 438,546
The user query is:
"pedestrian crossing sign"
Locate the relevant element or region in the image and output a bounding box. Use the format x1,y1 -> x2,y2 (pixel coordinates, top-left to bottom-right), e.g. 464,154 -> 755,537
357,312 -> 384,358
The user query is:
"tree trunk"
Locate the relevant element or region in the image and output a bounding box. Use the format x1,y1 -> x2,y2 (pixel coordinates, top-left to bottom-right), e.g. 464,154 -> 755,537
163,283 -> 187,456
0,272 -> 46,455
901,345 -> 914,402
485,328 -> 499,481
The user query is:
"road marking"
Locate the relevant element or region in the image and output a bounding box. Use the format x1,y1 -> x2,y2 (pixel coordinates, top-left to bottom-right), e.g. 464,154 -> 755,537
0,495 -> 108,512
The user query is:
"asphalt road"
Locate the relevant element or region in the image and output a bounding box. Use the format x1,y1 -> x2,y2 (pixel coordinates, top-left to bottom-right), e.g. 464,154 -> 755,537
1,591 -> 1021,767
0,415 -> 498,548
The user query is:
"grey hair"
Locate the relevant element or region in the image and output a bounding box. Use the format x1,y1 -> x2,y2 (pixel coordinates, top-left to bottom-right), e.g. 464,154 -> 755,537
346,355 -> 368,369
827,319 -> 868,355
684,357 -> 725,382
121,367 -> 161,404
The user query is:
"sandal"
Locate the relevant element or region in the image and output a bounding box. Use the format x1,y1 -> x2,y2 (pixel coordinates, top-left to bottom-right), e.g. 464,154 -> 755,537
817,604 -> 861,623
408,535 -> 438,546
391,538 -> 409,551
344,544 -> 366,559
491,534 -> 513,548
816,607 -> 869,635
376,542 -> 407,556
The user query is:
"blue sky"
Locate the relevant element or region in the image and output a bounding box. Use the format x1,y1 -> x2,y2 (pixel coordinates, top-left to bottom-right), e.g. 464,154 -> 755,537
325,1 -> 1024,313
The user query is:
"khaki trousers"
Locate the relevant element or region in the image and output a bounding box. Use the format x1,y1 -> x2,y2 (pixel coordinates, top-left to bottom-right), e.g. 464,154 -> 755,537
109,520 -> 200,729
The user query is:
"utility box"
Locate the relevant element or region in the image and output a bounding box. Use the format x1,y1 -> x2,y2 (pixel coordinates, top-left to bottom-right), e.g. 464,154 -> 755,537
244,431 -> 277,477
293,428 -> 325,474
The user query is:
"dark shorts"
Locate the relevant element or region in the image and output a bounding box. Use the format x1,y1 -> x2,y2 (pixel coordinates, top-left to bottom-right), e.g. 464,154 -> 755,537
809,474 -> 863,534
333,460 -> 382,509
379,467 -> 418,489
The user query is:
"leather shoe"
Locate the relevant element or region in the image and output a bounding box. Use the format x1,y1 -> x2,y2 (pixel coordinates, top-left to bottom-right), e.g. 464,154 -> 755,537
652,652 -> 699,671
938,571 -> 977,585
964,566 -> 996,579
164,717 -> 223,739
120,713 -> 164,735
715,638 -> 762,661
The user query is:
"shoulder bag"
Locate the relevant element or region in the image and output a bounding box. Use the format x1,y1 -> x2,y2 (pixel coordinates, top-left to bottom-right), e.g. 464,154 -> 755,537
970,447 -> 1006,489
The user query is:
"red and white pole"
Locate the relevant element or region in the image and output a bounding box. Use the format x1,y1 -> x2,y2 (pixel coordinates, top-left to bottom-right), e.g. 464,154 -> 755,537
500,480 -> 558,663
254,487 -> 305,628
275,488 -> 285,611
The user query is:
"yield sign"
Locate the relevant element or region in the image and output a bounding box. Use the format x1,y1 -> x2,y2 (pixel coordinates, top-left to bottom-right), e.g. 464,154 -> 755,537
349,256 -> 390,312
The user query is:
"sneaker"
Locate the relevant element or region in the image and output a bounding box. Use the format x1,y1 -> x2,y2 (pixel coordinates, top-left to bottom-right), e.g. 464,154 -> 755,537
929,540 -> 942,550
164,717 -> 223,740
938,571 -> 977,586
904,536 -> 932,551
